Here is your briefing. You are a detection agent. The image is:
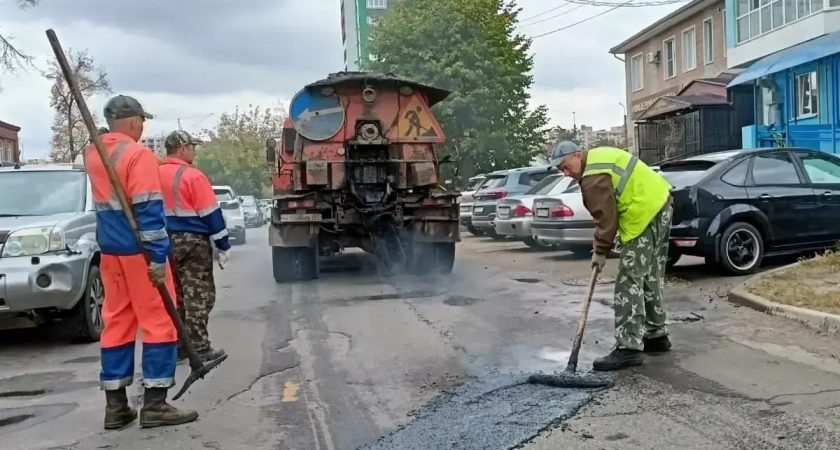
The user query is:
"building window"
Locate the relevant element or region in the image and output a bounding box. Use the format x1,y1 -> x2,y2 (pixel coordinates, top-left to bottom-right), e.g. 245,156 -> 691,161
663,37 -> 675,79
736,0 -> 823,44
682,26 -> 696,71
630,53 -> 644,92
367,0 -> 387,9
795,71 -> 818,118
831,0 -> 840,7
702,18 -> 714,64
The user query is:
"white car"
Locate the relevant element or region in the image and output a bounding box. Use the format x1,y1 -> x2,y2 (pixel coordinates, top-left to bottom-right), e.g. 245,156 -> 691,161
457,174 -> 486,235
212,185 -> 246,245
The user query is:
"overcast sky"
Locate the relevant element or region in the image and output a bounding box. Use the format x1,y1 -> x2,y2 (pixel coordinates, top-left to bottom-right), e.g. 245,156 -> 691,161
0,0 -> 682,159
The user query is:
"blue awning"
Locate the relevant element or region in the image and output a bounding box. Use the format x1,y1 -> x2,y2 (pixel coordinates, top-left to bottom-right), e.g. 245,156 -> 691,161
727,31 -> 840,87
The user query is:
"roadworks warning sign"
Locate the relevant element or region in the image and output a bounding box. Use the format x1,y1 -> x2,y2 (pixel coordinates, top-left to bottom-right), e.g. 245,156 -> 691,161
396,94 -> 443,141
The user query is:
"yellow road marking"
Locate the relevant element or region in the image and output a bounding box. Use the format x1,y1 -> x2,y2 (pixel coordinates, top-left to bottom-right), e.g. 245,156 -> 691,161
282,381 -> 299,402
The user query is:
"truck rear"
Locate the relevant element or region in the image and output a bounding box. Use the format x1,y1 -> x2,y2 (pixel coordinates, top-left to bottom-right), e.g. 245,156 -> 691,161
266,72 -> 460,282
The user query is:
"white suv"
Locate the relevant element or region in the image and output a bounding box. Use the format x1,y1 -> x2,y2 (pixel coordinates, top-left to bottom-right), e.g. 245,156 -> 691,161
212,185 -> 246,245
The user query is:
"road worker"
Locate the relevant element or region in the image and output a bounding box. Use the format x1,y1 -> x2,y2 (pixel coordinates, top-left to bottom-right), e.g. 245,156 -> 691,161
85,95 -> 199,429
159,130 -> 229,363
550,141 -> 673,371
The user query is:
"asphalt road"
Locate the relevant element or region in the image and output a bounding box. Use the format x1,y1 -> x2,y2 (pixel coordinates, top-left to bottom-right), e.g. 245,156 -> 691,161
2,229 -> 840,449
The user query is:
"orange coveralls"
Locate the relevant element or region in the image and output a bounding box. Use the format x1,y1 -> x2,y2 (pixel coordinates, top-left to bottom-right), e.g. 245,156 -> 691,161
84,132 -> 178,390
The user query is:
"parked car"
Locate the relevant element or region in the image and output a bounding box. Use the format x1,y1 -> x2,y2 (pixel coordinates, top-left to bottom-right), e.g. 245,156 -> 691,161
471,166 -> 557,239
530,180 -> 599,257
458,174 -> 486,236
212,185 -> 247,245
494,173 -> 576,249
240,195 -> 262,228
663,147 -> 840,275
0,163 -> 104,342
258,199 -> 271,224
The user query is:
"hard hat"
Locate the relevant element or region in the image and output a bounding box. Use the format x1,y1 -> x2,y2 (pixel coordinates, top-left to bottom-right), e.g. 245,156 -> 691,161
549,141 -> 580,167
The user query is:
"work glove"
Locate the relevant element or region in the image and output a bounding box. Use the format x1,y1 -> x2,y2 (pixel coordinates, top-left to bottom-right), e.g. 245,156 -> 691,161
216,249 -> 230,270
591,252 -> 606,272
148,261 -> 167,286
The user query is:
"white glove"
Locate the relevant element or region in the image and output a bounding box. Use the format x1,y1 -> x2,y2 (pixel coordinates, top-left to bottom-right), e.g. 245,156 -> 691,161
591,253 -> 606,271
148,261 -> 167,286
216,249 -> 229,270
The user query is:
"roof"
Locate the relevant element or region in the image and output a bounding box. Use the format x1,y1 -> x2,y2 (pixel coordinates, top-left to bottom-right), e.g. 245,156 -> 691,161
0,164 -> 84,172
637,93 -> 728,120
728,31 -> 840,87
305,72 -> 451,106
0,120 -> 21,132
609,0 -> 719,54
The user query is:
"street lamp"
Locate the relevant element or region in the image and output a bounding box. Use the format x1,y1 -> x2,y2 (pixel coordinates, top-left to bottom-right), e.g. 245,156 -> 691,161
618,103 -> 628,148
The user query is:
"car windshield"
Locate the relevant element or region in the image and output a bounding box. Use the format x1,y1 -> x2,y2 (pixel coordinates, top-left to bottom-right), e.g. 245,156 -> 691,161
214,189 -> 234,202
241,196 -> 256,207
525,174 -> 561,195
479,175 -> 507,189
0,170 -> 86,216
463,178 -> 484,191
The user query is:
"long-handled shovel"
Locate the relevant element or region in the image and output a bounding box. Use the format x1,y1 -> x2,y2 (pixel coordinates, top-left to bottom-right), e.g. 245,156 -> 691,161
46,29 -> 226,401
528,265 -> 613,388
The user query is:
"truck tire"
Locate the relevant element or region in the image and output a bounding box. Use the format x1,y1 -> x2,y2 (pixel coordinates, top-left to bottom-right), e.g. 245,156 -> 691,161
71,265 -> 105,343
272,246 -> 319,283
411,242 -> 455,275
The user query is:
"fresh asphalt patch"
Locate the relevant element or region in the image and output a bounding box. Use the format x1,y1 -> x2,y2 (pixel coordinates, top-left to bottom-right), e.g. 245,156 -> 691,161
359,374 -> 608,450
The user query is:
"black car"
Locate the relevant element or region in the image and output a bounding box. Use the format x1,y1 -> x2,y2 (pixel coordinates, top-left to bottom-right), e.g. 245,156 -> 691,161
661,147 -> 840,275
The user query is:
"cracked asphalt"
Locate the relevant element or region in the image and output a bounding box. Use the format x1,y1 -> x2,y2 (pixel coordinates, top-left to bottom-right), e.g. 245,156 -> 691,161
2,228 -> 840,449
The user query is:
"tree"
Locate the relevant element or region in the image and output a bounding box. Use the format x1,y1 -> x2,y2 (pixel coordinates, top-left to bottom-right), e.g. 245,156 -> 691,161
194,104 -> 286,197
363,0 -> 548,182
544,125 -> 580,155
592,138 -> 620,148
45,48 -> 111,162
1,0 -> 39,90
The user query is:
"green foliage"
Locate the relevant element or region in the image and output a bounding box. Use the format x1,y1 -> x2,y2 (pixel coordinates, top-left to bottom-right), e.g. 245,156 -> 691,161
194,105 -> 285,197
592,138 -> 621,148
544,126 -> 580,154
363,0 -> 548,181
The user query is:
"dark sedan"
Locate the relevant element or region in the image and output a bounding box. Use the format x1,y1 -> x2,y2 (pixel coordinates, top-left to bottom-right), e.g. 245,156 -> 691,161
662,147 -> 840,275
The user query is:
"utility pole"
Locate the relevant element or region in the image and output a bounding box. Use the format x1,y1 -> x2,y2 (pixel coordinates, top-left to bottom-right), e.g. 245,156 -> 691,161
619,103 -> 628,148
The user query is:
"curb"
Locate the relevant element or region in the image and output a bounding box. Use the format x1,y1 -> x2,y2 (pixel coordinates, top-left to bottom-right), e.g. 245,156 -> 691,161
728,262 -> 840,334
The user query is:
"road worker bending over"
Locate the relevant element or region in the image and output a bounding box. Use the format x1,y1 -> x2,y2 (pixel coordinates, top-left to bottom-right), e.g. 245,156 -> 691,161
85,95 -> 198,429
551,141 -> 673,371
159,130 -> 229,363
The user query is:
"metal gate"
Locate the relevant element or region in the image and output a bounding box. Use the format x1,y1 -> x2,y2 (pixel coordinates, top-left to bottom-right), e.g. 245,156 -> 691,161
635,111 -> 701,165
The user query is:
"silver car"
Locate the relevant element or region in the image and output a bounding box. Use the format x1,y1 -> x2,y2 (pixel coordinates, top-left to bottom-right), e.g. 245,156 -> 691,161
458,174 -> 485,236
493,174 -> 575,250
0,164 -> 104,341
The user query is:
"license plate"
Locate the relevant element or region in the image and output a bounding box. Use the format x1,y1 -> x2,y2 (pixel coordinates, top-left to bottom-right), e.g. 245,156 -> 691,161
280,213 -> 322,223
498,206 -> 510,216
536,208 -> 549,218
460,206 -> 470,212
473,206 -> 484,213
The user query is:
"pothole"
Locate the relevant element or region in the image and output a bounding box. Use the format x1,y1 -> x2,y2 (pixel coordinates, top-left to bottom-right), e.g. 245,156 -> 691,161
0,414 -> 33,427
0,389 -> 46,398
350,289 -> 442,302
513,278 -> 541,284
443,295 -> 482,306
563,277 -> 616,286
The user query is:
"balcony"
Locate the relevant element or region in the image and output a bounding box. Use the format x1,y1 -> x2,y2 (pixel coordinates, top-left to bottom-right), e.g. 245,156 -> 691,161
727,0 -> 840,68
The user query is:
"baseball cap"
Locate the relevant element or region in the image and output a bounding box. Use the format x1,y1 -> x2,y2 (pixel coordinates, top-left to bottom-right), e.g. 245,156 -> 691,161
549,141 -> 580,167
103,95 -> 154,120
165,130 -> 203,150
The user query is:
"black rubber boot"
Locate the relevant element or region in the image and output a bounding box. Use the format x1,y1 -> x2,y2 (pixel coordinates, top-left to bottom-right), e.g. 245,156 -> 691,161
103,388 -> 137,430
139,387 -> 199,428
644,336 -> 672,353
196,347 -> 226,363
593,348 -> 645,371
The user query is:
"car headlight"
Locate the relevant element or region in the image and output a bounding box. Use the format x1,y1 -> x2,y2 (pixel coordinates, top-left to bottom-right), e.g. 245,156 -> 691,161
1,226 -> 65,257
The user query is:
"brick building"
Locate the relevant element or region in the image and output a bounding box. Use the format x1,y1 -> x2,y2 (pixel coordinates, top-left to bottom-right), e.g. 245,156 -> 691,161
609,0 -> 731,156
0,120 -> 21,164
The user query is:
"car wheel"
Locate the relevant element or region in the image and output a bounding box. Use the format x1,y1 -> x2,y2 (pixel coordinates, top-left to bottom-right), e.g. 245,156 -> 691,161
239,230 -> 247,245
71,265 -> 105,343
467,225 -> 485,236
272,245 -> 319,283
719,222 -> 764,275
523,237 -> 553,251
487,228 -> 505,240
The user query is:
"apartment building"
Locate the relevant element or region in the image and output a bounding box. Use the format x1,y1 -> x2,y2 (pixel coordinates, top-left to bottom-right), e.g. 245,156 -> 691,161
726,0 -> 840,153
0,120 -> 21,164
140,135 -> 166,159
609,0 -> 731,159
577,125 -> 627,149
341,0 -> 392,70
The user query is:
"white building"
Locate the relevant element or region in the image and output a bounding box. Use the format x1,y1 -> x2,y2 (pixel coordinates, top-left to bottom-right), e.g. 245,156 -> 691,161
140,135 -> 166,159
341,0 -> 392,70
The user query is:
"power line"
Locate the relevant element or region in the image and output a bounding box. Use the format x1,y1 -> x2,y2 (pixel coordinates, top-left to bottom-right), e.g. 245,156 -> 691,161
519,3 -> 573,22
564,0 -> 688,7
519,5 -> 586,27
531,0 -> 636,39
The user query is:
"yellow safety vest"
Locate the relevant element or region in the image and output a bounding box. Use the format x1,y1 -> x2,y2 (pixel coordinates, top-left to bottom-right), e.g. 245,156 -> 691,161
582,147 -> 671,243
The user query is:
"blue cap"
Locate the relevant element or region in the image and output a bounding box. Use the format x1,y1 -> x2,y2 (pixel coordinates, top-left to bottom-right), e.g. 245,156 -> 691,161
549,141 -> 580,166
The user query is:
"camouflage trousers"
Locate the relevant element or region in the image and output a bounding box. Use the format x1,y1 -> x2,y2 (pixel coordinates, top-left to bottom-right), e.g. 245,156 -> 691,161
170,232 -> 217,355
613,203 -> 673,351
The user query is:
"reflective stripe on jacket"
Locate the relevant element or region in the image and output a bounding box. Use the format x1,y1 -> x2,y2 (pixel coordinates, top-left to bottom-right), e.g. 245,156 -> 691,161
84,132 -> 170,264
582,146 -> 671,243
159,158 -> 231,251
